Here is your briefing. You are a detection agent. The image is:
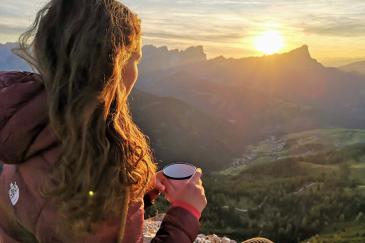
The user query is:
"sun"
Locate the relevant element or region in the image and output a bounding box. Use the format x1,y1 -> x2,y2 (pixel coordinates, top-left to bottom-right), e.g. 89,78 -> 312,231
254,31 -> 284,55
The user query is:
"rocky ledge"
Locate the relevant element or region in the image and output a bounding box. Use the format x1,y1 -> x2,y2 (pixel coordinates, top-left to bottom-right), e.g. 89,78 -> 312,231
143,213 -> 237,243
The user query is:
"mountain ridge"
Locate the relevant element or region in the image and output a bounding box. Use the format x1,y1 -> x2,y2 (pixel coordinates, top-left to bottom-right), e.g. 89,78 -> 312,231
339,60 -> 365,76
0,42 -> 322,72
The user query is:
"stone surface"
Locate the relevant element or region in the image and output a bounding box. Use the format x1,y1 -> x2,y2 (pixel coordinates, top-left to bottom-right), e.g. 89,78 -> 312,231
143,214 -> 237,243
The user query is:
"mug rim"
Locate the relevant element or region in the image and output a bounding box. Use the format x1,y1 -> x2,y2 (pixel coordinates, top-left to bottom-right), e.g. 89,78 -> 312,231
162,162 -> 197,180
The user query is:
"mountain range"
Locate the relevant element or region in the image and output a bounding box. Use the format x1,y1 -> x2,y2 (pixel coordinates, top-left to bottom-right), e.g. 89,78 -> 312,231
137,44 -> 365,144
1,42 -> 365,171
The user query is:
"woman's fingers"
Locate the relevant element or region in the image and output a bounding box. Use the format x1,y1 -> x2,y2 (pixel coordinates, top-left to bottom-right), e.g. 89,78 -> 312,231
161,176 -> 179,196
155,170 -> 167,192
156,178 -> 166,192
188,168 -> 202,185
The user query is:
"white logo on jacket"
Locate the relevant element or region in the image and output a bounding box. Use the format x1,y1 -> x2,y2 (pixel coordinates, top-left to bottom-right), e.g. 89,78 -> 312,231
9,182 -> 19,206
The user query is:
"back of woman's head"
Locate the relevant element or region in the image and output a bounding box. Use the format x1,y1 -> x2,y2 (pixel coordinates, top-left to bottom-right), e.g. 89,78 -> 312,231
15,0 -> 157,238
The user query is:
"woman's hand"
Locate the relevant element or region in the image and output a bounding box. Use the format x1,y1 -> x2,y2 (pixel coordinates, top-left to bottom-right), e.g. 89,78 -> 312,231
143,171 -> 166,207
154,170 -> 166,192
146,170 -> 166,193
160,168 -> 207,214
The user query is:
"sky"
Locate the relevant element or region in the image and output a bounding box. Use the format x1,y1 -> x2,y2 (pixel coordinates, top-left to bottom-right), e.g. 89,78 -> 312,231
1,0 -> 365,66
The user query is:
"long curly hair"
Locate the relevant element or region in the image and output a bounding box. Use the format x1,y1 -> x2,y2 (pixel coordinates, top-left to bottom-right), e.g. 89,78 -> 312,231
14,0 -> 157,240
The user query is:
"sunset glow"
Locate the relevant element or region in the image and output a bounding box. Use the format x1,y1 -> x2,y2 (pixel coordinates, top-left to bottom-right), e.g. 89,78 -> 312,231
254,31 -> 285,55
1,0 -> 365,66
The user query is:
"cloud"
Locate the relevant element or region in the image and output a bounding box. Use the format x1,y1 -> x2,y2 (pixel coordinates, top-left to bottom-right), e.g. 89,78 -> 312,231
143,31 -> 245,43
1,0 -> 365,63
301,17 -> 365,37
0,23 -> 26,34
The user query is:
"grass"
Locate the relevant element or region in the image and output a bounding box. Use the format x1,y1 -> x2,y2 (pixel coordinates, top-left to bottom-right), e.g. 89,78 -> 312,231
304,222 -> 365,243
351,162 -> 365,184
286,129 -> 365,146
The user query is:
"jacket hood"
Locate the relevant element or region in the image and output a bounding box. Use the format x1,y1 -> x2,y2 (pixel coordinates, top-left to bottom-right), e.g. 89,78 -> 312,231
0,71 -> 58,164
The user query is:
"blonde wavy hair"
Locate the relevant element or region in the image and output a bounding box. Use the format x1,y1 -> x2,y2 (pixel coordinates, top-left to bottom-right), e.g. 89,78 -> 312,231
14,0 -> 157,241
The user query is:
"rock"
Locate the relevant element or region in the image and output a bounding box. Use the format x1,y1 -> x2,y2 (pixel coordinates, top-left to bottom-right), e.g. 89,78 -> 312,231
143,214 -> 237,243
222,236 -> 234,243
193,234 -> 236,243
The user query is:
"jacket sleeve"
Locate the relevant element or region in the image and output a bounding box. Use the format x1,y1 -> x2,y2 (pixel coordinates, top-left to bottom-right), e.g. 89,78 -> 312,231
0,71 -> 45,164
150,207 -> 200,243
0,72 -> 41,128
0,226 -> 22,243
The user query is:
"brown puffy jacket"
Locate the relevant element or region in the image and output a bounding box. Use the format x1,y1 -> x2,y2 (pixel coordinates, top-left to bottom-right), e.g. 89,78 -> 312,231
0,71 -> 200,243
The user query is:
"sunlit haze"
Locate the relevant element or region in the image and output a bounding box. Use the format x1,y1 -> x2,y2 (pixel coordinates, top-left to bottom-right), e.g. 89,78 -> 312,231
1,0 -> 365,66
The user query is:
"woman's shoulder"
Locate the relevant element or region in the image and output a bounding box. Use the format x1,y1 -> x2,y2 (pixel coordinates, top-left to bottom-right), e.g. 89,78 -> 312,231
0,70 -> 48,164
0,71 -> 44,107
0,71 -> 41,88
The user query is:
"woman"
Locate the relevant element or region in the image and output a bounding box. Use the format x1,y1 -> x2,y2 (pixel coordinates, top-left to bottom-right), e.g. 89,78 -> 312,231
0,0 -> 207,242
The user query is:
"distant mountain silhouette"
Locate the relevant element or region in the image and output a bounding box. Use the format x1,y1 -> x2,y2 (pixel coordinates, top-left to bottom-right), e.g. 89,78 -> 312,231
139,45 -> 206,74
339,60 -> 365,76
136,44 -> 365,145
0,43 -> 31,71
278,45 -> 315,64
